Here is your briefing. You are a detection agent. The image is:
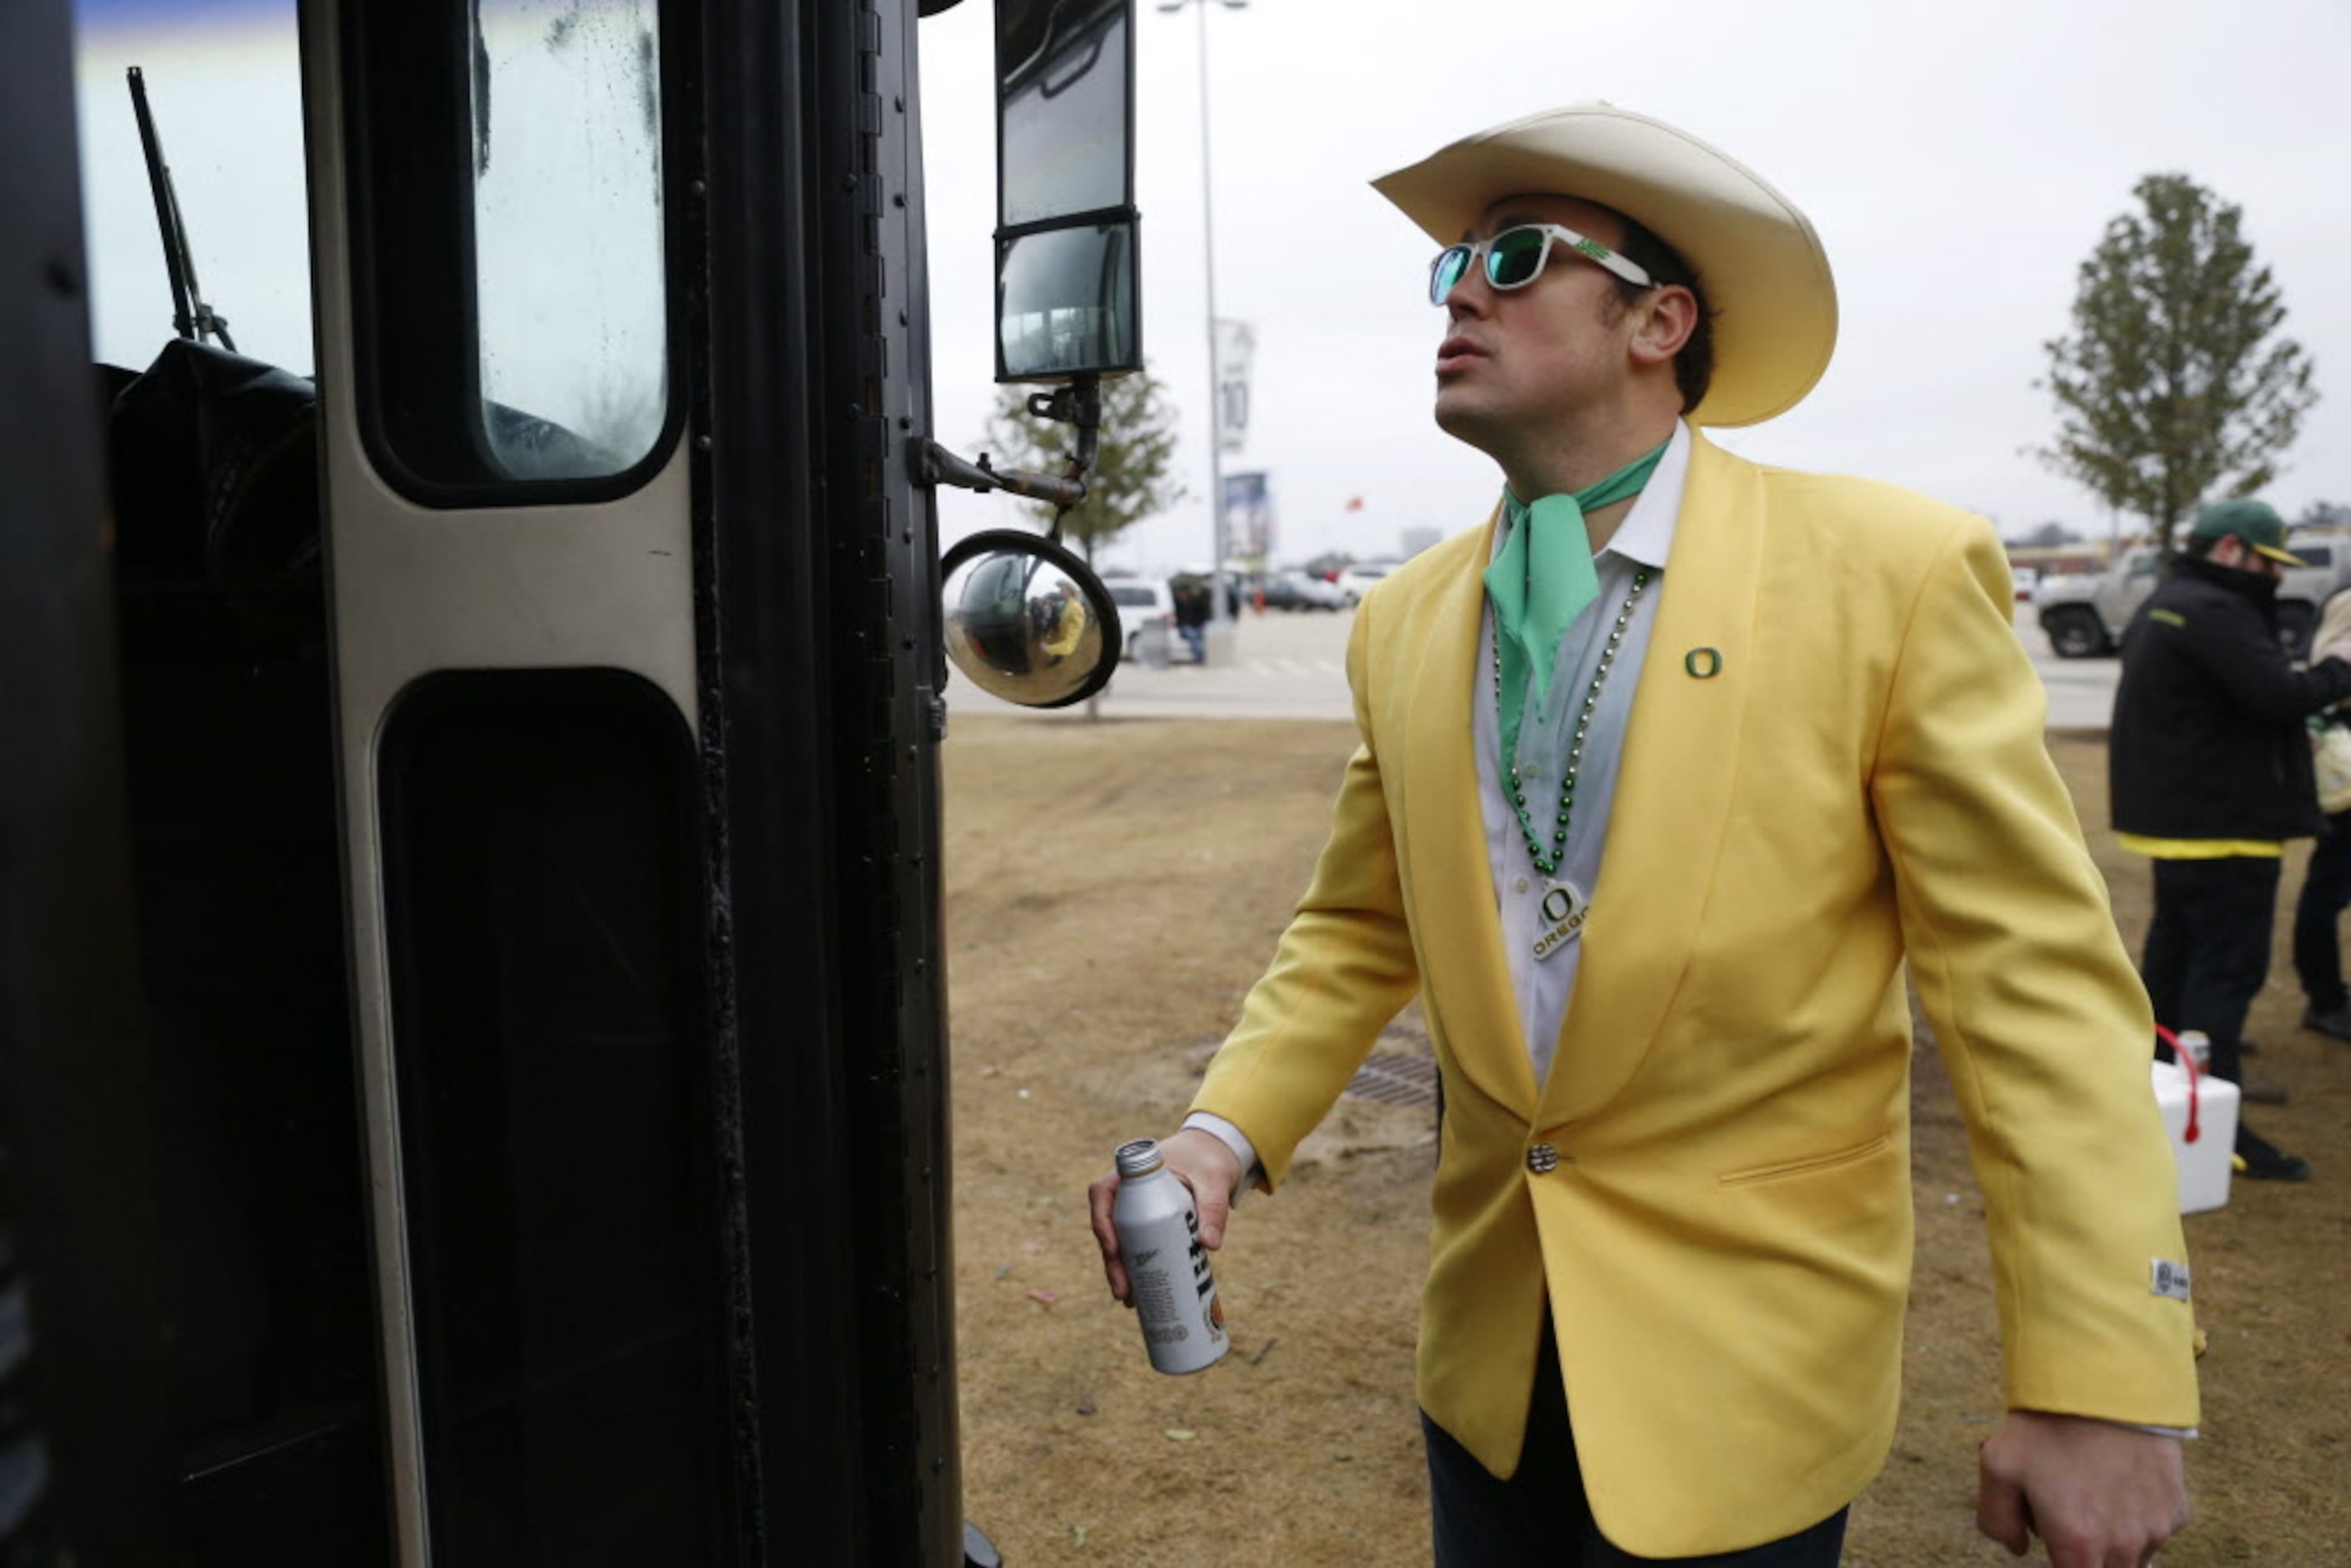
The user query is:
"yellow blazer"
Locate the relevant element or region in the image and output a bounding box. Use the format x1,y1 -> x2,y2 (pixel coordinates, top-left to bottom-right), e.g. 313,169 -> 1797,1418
1191,432 -> 2199,1557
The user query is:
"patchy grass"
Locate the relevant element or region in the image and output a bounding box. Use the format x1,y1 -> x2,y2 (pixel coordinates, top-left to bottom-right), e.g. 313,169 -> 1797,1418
945,718 -> 2351,1565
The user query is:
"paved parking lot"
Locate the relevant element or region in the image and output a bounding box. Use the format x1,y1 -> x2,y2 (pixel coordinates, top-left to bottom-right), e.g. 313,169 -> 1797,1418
947,604 -> 2121,729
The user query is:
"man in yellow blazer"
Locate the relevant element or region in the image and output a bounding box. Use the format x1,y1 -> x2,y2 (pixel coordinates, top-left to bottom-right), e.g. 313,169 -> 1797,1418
1087,104 -> 2197,1566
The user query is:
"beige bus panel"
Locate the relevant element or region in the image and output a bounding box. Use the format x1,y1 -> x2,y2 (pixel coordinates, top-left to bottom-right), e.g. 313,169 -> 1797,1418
300,4 -> 698,1560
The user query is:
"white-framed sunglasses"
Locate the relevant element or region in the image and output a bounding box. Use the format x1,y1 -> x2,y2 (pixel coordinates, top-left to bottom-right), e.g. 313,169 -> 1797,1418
1428,223 -> 1656,306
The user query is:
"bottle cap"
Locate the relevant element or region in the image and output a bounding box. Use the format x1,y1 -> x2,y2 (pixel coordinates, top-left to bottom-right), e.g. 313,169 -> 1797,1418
1115,1138 -> 1163,1177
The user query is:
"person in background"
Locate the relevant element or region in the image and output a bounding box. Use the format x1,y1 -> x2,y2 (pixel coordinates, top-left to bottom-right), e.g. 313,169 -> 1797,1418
1171,573 -> 1211,664
1090,103 -> 2198,1567
2291,582 -> 2351,1041
2110,499 -> 2351,1183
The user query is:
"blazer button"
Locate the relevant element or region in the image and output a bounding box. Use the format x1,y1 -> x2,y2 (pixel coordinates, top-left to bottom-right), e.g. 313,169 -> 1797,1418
1526,1143 -> 1560,1174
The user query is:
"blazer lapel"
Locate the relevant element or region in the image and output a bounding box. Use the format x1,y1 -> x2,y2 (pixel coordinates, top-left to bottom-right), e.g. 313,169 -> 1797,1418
1402,523 -> 1542,1117
1540,434 -> 1764,1125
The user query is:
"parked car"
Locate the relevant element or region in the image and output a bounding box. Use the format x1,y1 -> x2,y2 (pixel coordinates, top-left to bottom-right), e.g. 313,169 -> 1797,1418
2034,534 -> 2351,659
1334,563 -> 1393,605
1261,571 -> 1346,612
1103,577 -> 1180,662
2010,565 -> 2040,603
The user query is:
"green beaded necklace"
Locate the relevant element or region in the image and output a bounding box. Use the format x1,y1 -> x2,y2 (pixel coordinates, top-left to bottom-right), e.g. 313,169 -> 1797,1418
1492,568 -> 1652,878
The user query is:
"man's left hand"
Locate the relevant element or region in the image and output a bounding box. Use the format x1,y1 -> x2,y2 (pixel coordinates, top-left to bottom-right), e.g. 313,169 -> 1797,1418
1977,1411 -> 2188,1566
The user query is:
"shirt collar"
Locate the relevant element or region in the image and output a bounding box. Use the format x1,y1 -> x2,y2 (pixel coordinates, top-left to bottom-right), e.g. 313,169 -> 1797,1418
2176,553 -> 2281,604
1488,420 -> 1691,570
1608,421 -> 1688,570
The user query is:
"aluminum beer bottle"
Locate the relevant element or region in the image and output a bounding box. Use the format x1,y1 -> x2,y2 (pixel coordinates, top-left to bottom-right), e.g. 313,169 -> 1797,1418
1111,1138 -> 1230,1374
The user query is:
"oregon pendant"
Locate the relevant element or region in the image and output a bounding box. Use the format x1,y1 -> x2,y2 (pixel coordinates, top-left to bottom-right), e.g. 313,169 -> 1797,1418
1531,880 -> 1589,960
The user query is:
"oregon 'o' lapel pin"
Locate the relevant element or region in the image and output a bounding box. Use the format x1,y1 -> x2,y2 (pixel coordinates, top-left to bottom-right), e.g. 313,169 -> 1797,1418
1685,647 -> 1723,679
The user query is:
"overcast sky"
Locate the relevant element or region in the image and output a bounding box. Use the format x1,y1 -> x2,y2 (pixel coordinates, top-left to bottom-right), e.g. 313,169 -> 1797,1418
73,0 -> 2351,576
919,0 -> 2351,572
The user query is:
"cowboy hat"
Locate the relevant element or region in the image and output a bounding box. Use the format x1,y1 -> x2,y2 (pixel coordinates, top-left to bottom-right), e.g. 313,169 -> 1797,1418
1372,103 -> 1837,427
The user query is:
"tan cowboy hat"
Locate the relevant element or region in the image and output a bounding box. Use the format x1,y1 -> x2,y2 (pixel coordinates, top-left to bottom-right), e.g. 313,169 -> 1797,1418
1372,102 -> 1838,427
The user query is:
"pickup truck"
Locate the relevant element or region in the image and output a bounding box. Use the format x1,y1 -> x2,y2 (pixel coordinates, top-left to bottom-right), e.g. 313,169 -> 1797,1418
2030,536 -> 2351,659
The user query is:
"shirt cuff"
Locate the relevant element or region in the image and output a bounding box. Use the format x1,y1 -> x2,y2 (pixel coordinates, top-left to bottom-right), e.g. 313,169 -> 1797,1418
1180,1112 -> 1260,1201
2025,1414 -> 2197,1440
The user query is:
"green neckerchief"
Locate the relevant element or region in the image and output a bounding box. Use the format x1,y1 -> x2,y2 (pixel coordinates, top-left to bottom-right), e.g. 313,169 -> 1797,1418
1483,438 -> 1671,771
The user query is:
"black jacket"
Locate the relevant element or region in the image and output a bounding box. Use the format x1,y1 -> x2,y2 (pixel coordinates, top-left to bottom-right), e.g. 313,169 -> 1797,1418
2110,556 -> 2351,841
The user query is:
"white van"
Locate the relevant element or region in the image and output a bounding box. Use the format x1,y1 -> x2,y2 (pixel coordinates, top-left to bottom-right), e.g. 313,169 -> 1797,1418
1105,578 -> 1181,662
1334,563 -> 1392,604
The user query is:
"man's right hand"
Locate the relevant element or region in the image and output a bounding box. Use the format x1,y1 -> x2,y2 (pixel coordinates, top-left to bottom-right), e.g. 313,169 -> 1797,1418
1087,1128 -> 1244,1307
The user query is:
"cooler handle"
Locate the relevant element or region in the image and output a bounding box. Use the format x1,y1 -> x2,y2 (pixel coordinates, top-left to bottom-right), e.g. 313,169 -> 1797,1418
2152,1024 -> 2202,1143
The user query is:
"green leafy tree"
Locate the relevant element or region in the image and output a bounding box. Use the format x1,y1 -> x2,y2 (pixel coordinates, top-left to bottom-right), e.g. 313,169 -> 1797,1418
2036,173 -> 2318,554
982,366 -> 1186,564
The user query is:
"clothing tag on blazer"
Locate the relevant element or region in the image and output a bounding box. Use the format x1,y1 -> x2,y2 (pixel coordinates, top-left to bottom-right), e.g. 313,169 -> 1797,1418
2150,1259 -> 2192,1302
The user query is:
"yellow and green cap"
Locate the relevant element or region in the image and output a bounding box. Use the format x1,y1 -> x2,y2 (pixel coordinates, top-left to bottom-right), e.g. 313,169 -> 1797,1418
2190,498 -> 2303,567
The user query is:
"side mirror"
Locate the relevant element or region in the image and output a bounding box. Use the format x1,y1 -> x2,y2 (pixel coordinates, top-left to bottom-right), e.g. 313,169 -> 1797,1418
917,2 -> 1144,704
940,530 -> 1124,708
994,0 -> 1140,382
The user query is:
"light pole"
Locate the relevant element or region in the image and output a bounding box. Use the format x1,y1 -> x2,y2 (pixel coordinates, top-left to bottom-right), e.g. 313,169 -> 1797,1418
1159,0 -> 1246,655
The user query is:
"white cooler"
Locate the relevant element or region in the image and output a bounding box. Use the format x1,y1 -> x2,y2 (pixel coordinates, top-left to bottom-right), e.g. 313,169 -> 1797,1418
2150,1057 -> 2239,1214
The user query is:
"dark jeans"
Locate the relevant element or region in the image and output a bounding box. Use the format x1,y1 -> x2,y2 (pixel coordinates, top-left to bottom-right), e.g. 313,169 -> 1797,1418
1423,1327 -> 1848,1566
2292,811 -> 2351,1012
2141,854 -> 2281,1086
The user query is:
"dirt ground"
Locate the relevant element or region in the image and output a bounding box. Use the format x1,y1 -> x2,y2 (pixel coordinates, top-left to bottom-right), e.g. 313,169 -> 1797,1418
942,716 -> 2351,1566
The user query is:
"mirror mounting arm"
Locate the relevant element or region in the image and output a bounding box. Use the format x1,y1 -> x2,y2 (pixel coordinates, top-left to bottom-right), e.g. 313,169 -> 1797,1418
910,373 -> 1103,523
910,439 -> 1088,511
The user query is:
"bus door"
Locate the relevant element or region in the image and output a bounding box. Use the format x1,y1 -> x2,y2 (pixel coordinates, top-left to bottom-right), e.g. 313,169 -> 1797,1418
305,0 -> 1133,1562
301,0 -> 721,1562
8,0 -> 1139,1562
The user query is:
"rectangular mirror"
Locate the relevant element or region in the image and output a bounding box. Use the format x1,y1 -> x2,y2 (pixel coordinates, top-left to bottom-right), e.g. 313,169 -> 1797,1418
997,221 -> 1139,381
999,0 -> 1128,226
995,0 -> 1140,382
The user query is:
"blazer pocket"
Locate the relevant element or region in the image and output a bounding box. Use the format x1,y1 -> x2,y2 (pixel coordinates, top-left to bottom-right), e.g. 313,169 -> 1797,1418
1716,1131 -> 1893,1189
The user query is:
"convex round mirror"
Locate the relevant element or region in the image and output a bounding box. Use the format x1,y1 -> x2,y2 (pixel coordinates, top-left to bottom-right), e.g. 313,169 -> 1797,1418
942,529 -> 1123,708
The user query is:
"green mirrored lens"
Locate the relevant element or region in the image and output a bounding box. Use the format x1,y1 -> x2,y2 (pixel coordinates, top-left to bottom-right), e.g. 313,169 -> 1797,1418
1487,228 -> 1550,289
1431,247 -> 1471,304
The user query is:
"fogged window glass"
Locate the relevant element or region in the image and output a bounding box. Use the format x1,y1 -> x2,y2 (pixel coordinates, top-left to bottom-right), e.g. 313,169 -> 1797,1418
472,0 -> 665,478
999,0 -> 1128,226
